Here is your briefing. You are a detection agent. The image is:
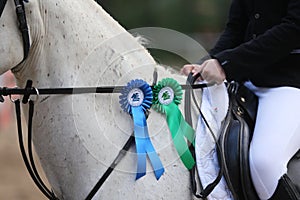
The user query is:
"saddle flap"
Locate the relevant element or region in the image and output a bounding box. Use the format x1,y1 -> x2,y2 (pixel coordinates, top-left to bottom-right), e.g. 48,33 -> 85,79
219,82 -> 260,200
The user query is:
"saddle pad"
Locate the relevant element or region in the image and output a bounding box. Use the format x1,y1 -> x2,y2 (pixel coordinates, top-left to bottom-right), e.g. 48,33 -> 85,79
195,83 -> 233,200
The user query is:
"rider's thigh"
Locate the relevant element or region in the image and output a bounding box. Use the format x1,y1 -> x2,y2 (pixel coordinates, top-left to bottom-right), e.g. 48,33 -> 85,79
249,86 -> 300,199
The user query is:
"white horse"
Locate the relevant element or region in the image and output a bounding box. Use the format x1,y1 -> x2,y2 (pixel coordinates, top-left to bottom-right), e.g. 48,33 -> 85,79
0,0 -> 203,199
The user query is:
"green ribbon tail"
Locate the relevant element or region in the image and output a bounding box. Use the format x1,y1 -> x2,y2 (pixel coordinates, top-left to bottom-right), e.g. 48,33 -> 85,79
164,102 -> 195,169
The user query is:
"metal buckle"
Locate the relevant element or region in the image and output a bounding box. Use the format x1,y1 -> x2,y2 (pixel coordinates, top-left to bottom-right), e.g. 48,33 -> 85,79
29,87 -> 39,102
0,95 -> 4,103
9,87 -> 20,103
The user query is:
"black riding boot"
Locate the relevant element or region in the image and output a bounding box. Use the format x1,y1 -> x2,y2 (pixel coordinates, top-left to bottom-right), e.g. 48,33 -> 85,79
269,174 -> 300,200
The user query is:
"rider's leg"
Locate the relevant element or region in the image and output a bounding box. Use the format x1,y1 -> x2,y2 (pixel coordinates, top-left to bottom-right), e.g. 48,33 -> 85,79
245,83 -> 300,200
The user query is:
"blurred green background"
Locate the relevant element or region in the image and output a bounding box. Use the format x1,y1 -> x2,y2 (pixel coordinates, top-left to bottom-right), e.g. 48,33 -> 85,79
95,0 -> 231,68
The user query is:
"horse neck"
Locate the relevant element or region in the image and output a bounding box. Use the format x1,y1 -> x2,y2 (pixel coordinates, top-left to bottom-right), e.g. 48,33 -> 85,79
13,0 -> 156,88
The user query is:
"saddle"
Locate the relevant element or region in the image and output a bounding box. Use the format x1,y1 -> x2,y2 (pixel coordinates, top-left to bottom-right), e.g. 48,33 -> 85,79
185,73 -> 300,199
218,82 -> 259,200
218,82 -> 300,200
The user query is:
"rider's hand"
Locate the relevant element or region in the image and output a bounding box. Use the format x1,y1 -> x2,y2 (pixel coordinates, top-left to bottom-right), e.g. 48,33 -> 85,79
180,64 -> 200,76
181,59 -> 226,85
180,63 -> 205,82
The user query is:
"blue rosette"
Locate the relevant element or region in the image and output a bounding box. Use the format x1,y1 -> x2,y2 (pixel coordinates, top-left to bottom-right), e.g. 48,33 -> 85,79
119,79 -> 164,180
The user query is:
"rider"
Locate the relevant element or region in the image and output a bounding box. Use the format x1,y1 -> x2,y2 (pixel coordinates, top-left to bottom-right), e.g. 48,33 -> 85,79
181,0 -> 300,199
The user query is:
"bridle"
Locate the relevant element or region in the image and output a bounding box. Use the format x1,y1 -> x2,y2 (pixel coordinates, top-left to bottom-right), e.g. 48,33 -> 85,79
0,0 -> 30,65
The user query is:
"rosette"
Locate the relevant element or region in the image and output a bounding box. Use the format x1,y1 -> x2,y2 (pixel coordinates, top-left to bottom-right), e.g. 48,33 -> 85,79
119,79 -> 164,180
152,78 -> 195,169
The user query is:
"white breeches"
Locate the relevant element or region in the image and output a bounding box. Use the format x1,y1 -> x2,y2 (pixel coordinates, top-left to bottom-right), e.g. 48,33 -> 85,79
245,82 -> 300,200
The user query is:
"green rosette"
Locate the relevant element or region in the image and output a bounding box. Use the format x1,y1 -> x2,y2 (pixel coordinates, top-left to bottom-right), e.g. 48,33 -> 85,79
152,78 -> 195,170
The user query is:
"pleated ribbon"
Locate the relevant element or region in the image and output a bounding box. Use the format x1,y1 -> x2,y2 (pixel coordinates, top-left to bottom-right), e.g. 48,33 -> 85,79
152,78 -> 195,170
119,79 -> 164,180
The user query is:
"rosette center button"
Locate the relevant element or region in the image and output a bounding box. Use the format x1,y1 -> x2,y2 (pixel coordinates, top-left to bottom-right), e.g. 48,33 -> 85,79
158,87 -> 174,105
127,88 -> 144,107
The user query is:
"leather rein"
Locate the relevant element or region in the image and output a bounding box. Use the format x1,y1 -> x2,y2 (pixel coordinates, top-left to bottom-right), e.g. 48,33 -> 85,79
185,73 -> 227,199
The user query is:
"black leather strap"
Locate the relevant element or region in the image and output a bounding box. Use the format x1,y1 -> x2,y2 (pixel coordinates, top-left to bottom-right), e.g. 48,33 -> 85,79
14,99 -> 58,199
85,134 -> 135,200
0,0 -> 7,17
0,0 -> 30,68
184,73 -> 225,198
0,83 -> 209,97
13,0 -> 30,62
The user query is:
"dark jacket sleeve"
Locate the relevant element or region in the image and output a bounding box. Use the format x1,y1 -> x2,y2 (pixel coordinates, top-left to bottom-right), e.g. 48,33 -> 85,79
211,0 -> 300,82
209,0 -> 248,56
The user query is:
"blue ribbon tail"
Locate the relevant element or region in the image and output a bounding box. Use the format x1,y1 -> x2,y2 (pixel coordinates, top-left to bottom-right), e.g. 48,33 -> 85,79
132,107 -> 164,180
146,148 -> 165,180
